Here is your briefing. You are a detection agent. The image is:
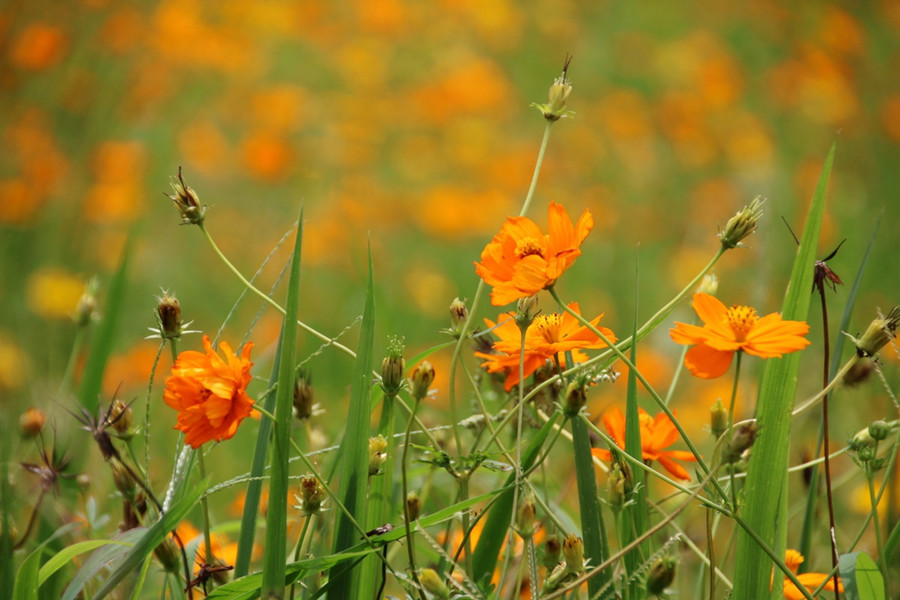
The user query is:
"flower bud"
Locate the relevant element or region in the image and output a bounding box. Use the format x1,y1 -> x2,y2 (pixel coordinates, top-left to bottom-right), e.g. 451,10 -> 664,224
849,426 -> 876,453
516,491 -> 537,537
843,357 -> 875,386
868,420 -> 892,442
156,292 -> 183,339
108,398 -> 133,436
697,273 -> 719,296
543,534 -> 562,569
646,556 -> 677,595
167,167 -> 206,225
406,491 -> 421,521
853,306 -> 900,357
293,370 -> 314,420
515,295 -> 540,330
109,458 -> 136,498
74,277 -> 99,328
293,474 -> 327,516
723,421 -> 758,464
368,435 -> 388,476
533,55 -> 574,122
19,407 -> 46,437
380,337 -> 406,397
719,196 -> 764,249
607,462 -> 627,511
562,533 -> 585,575
710,399 -> 728,439
410,361 -> 435,401
417,568 -> 450,600
154,535 -> 182,573
448,297 -> 468,336
563,380 -> 588,417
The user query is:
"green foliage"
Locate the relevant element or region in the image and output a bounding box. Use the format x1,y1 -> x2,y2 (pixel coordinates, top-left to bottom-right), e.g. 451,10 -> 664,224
840,552 -> 885,600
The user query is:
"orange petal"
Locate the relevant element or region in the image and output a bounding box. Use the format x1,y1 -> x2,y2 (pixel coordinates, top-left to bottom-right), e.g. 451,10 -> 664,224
684,344 -> 734,379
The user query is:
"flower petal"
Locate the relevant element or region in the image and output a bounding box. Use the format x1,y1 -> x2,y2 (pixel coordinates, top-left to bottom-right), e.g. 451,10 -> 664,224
684,343 -> 734,379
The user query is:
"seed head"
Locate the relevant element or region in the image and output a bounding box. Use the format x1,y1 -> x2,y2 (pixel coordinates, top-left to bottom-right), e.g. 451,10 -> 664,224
720,196 -> 764,249
166,167 -> 206,226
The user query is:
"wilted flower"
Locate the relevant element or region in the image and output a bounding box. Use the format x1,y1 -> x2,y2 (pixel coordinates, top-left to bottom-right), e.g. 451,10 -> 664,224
163,335 -> 254,448
166,167 -> 206,225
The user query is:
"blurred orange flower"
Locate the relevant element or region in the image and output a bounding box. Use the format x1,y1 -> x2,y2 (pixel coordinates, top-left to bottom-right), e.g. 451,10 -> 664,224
669,293 -> 810,379
475,202 -> 593,306
592,407 -> 697,481
476,302 -> 614,391
164,335 -> 254,448
780,549 -> 843,600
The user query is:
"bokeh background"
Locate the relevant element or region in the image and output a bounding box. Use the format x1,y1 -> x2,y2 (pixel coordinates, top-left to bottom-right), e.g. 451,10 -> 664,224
3,0 -> 900,592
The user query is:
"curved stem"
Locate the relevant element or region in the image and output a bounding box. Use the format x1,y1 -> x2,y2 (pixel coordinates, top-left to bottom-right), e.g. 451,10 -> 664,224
519,121 -> 553,218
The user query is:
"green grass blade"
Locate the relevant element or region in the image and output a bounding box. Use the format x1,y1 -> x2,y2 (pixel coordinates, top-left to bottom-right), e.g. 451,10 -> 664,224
326,244 -> 376,600
81,478 -> 206,600
472,411 -> 560,587
38,539 -> 130,586
14,523 -> 80,600
732,143 -> 835,600
572,413 -> 611,597
77,234 -> 131,415
234,326 -> 284,577
260,211 -> 303,600
1,441 -> 12,600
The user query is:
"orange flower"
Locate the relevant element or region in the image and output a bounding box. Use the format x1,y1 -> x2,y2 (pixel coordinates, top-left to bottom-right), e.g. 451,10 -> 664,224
164,335 -> 254,448
476,303 -> 615,391
475,202 -> 593,306
780,549 -> 843,600
592,407 -> 697,480
669,293 -> 810,379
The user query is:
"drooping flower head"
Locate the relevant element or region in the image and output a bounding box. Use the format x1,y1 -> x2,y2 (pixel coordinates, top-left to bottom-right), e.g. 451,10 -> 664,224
592,407 -> 698,481
780,549 -> 843,600
476,302 -> 615,391
669,293 -> 811,379
164,335 -> 254,448
475,202 -> 593,306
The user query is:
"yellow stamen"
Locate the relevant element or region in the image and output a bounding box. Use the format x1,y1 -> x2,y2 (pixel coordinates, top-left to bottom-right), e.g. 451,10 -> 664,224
533,313 -> 564,344
725,305 -> 758,342
515,237 -> 545,259
639,413 -> 654,429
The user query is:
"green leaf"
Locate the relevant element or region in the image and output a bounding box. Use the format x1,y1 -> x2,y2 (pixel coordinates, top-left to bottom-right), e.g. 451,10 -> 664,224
732,144 -> 835,600
261,211 -> 303,599
78,235 -> 132,416
74,477 -> 207,600
38,539 -> 131,586
13,523 -> 80,600
472,411 -> 560,588
326,243 -> 376,600
839,551 -> 885,600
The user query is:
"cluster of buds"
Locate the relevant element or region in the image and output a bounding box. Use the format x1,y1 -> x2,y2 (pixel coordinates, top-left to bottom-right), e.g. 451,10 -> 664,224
543,533 -> 587,592
293,474 -> 328,516
532,55 -> 574,122
719,196 -> 764,249
167,167 -> 206,226
849,419 -> 896,474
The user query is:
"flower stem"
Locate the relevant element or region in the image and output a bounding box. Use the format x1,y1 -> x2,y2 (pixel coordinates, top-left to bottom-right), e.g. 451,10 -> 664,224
58,327 -> 85,395
519,121 -> 553,218
867,474 -> 891,599
727,351 -> 743,512
196,449 -> 216,566
401,394 -> 428,600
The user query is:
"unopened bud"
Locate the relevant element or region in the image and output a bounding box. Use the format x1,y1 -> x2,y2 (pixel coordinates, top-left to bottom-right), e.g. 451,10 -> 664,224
720,196 -> 764,249
563,380 -> 588,417
293,475 -> 327,516
710,399 -> 728,439
380,337 -> 406,397
410,361 -> 435,401
849,426 -> 876,453
868,420 -> 892,442
406,491 -> 421,521
417,568 -> 450,600
293,370 -> 314,420
697,273 -> 719,296
449,297 -> 468,335
562,533 -> 585,575
19,407 -> 46,437
108,398 -> 133,436
154,535 -> 182,573
156,292 -> 183,339
533,55 -> 574,122
543,534 -> 562,569
607,462 -> 627,511
109,458 -> 136,498
853,306 -> 900,357
723,421 -> 758,464
74,278 -> 99,327
515,295 -> 540,330
646,556 -> 677,595
516,491 -> 537,537
166,167 -> 206,225
368,435 -> 388,476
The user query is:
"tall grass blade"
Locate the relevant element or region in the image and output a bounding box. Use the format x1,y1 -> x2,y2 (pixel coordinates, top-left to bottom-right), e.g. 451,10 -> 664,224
77,235 -> 131,415
572,414 -> 611,597
326,244 -> 376,600
234,326 -> 284,577
260,211 -> 303,600
732,143 -> 835,600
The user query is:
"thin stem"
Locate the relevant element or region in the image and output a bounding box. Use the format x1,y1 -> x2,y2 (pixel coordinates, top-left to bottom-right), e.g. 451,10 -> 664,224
728,351 -> 743,513
197,222 -> 356,359
401,396 -> 428,600
519,121 -> 553,218
866,474 -> 891,600
288,514 -> 314,600
196,449 -> 216,566
58,327 -> 86,395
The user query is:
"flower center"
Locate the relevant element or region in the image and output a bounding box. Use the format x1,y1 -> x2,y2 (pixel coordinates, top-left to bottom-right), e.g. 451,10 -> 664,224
515,237 -> 545,259
533,313 -> 564,344
639,413 -> 654,429
725,305 -> 758,342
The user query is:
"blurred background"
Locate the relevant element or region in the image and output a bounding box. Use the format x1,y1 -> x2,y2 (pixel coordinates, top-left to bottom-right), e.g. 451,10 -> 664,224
2,0 -> 899,589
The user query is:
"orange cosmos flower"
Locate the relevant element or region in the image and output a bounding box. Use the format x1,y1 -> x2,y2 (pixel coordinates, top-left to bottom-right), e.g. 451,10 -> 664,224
476,302 -> 615,391
592,407 -> 697,481
669,293 -> 811,379
780,549 -> 843,600
475,202 -> 593,306
164,335 -> 254,449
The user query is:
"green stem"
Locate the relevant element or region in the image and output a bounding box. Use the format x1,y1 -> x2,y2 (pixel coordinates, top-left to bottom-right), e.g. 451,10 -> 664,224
728,351 -> 743,513
288,515 -> 314,600
401,396 -> 427,600
58,327 -> 86,395
196,449 -> 215,565
867,474 -> 891,599
197,222 -> 356,359
519,121 -> 553,218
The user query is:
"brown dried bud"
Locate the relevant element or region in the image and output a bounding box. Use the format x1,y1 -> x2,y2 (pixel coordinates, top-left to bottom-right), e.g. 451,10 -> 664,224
108,398 -> 133,436
293,474 -> 327,516
156,292 -> 183,339
723,421 -> 758,464
293,370 -> 314,420
19,407 -> 46,437
166,167 -> 206,225
448,297 -> 469,336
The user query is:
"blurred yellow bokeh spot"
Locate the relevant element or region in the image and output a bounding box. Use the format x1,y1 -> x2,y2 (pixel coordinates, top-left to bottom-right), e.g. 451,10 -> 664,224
26,267 -> 85,320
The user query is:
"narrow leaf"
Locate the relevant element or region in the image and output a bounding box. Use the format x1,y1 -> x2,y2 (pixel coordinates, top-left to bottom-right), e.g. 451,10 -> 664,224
261,211 -> 303,599
839,551 -> 885,600
38,539 -> 131,586
326,243 -> 376,600
572,414 -> 611,597
733,144 -> 835,600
